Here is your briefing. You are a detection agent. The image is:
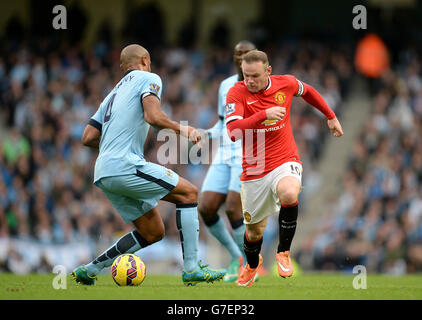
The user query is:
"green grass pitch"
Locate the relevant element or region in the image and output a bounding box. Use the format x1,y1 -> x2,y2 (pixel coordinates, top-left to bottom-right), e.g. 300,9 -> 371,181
1,273 -> 421,300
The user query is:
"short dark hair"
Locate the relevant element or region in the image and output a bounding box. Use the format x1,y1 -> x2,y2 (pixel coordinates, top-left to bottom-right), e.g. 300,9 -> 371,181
235,40 -> 256,51
242,50 -> 269,68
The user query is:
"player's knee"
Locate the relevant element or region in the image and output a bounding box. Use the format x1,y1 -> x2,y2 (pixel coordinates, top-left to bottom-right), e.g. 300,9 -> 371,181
279,188 -> 299,205
198,200 -> 219,218
246,229 -> 263,242
225,206 -> 242,222
171,183 -> 198,205
225,192 -> 242,221
183,184 -> 198,204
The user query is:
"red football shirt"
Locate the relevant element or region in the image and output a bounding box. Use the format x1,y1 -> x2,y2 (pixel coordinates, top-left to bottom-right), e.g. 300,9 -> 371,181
225,75 -> 303,181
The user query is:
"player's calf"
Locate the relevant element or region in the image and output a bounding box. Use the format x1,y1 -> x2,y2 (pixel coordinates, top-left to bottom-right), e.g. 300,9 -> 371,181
139,229 -> 164,244
278,201 -> 298,253
132,208 -> 165,244
243,232 -> 263,268
276,201 -> 298,278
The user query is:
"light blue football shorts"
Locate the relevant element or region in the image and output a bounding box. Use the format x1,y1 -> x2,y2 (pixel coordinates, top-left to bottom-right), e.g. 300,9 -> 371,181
96,162 -> 179,224
201,162 -> 243,194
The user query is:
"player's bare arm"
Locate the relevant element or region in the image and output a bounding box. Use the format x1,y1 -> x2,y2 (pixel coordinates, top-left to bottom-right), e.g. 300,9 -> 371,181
143,94 -> 201,144
81,124 -> 101,149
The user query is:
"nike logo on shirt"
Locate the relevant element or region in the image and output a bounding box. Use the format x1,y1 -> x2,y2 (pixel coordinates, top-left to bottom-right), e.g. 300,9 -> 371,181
246,100 -> 258,105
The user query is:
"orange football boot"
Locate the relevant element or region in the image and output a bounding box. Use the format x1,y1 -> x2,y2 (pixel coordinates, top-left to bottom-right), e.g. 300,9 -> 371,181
236,255 -> 263,287
275,251 -> 294,278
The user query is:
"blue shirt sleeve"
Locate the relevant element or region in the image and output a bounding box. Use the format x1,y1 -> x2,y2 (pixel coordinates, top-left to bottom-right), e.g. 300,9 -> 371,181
217,81 -> 226,118
91,102 -> 105,124
89,101 -> 107,131
138,73 -> 163,101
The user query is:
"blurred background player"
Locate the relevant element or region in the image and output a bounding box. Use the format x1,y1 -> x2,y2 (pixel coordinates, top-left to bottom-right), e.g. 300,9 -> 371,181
198,40 -> 255,282
72,44 -> 226,286
226,50 -> 343,286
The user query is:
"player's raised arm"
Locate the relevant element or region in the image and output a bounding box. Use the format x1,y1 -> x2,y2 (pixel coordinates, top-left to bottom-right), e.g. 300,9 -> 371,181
294,77 -> 344,137
142,95 -> 201,144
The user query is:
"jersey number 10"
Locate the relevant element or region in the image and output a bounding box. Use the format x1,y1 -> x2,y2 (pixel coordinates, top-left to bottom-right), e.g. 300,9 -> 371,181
290,164 -> 301,176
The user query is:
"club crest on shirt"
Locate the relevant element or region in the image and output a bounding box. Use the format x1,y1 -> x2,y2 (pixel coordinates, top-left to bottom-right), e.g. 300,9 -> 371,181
275,91 -> 286,104
149,83 -> 160,95
226,103 -> 236,115
243,211 -> 252,222
165,169 -> 173,177
261,119 -> 278,126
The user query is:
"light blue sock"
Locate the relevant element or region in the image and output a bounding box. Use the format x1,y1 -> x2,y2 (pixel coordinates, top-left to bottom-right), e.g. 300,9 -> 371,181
232,223 -> 247,264
176,203 -> 200,273
208,216 -> 242,259
85,230 -> 150,276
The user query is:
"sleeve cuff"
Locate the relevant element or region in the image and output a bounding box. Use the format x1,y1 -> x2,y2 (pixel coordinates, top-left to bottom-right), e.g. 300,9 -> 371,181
88,118 -> 102,132
226,115 -> 243,123
141,92 -> 160,101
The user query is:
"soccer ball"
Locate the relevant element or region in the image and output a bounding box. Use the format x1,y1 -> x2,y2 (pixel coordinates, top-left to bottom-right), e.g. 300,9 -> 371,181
111,254 -> 146,286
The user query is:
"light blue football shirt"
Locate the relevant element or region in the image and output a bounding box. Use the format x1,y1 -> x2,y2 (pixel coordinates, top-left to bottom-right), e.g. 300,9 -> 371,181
207,74 -> 242,163
208,74 -> 238,141
90,70 -> 162,184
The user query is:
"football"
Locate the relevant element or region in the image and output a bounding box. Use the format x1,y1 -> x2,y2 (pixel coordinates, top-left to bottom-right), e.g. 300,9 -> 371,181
111,254 -> 146,286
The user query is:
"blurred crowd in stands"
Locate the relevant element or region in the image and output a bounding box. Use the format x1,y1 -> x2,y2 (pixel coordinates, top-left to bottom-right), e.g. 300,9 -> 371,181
296,48 -> 422,274
0,36 -> 352,273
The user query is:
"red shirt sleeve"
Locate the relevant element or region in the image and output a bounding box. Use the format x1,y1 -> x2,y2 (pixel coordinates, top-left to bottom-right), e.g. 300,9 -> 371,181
226,111 -> 267,141
225,86 -> 244,124
286,74 -> 336,120
284,74 -> 303,97
301,83 -> 336,120
225,86 -> 267,141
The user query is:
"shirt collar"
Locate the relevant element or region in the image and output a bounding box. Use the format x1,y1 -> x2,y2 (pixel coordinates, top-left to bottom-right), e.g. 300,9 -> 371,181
265,76 -> 271,91
258,76 -> 271,93
124,69 -> 135,77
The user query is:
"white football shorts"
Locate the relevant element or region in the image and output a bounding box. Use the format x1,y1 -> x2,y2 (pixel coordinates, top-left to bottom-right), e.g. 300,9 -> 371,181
239,161 -> 303,224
